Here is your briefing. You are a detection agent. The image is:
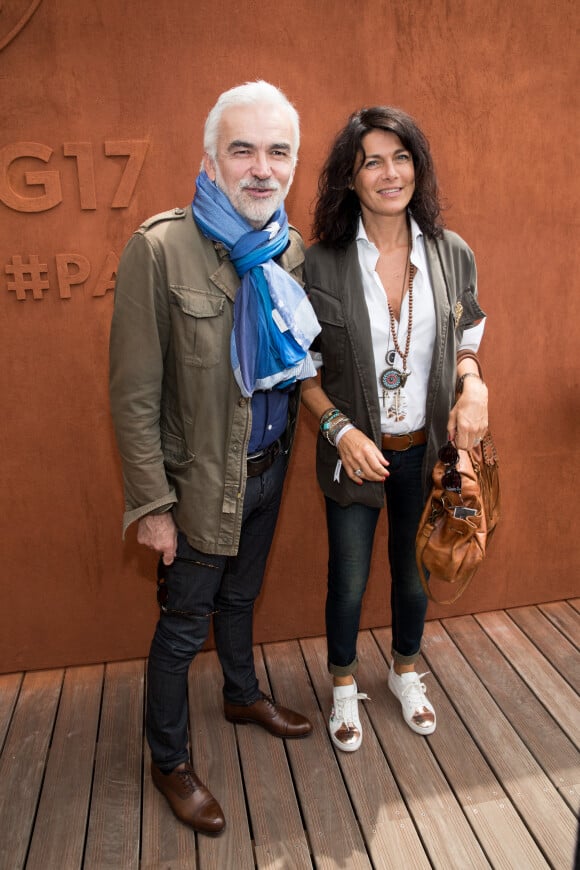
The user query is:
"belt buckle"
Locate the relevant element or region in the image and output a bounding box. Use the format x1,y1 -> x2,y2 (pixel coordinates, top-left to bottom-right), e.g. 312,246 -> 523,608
247,439 -> 280,475
401,432 -> 414,451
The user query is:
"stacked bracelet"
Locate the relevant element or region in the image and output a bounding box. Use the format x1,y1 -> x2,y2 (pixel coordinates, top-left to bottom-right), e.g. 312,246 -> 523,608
334,423 -> 355,447
320,408 -> 342,429
320,407 -> 353,447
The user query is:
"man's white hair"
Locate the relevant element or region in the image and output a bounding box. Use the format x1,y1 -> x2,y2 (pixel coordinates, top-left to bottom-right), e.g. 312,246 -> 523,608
203,80 -> 300,163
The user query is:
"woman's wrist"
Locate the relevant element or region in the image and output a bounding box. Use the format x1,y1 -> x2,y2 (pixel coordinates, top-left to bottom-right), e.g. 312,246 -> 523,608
456,350 -> 483,379
456,371 -> 483,394
320,407 -> 354,447
334,423 -> 355,447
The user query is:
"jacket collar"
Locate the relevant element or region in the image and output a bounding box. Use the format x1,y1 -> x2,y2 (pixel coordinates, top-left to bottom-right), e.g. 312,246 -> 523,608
208,226 -> 304,303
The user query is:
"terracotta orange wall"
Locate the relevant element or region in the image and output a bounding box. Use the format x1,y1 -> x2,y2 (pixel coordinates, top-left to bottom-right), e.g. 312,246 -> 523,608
1,0 -> 578,672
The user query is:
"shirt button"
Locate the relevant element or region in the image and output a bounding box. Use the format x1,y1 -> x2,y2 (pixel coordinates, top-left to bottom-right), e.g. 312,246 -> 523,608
267,424 -> 272,430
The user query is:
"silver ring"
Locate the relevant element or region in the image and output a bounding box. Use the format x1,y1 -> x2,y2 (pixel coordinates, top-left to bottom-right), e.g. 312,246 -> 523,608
354,468 -> 363,477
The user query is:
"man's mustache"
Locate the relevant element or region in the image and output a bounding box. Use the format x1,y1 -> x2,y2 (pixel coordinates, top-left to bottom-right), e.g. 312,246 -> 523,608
239,179 -> 280,191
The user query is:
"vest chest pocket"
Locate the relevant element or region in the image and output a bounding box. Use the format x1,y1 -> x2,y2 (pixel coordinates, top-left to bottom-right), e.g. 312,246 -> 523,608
309,286 -> 346,370
169,286 -> 227,367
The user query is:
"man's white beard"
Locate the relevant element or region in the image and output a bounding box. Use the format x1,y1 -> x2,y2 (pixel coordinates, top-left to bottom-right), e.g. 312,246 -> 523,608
215,168 -> 288,227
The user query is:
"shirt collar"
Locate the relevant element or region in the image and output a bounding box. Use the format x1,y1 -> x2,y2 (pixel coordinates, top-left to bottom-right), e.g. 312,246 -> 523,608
356,214 -> 423,247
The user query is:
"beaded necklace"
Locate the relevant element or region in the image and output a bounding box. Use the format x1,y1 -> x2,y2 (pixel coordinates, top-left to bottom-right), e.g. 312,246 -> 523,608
379,234 -> 417,421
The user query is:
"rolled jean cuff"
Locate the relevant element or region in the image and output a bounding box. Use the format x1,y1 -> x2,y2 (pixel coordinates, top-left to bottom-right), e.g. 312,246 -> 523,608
328,657 -> 358,677
391,648 -> 421,666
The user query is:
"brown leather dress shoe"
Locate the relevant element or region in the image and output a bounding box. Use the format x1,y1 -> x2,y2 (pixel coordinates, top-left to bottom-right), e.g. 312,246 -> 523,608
151,762 -> 225,835
224,694 -> 312,738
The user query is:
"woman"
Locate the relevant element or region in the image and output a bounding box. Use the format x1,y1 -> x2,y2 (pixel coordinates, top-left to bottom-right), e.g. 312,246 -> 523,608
301,107 -> 488,750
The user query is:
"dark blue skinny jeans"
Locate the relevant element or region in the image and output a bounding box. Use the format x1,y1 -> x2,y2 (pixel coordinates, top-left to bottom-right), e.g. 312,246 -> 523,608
146,452 -> 286,772
325,443 -> 428,675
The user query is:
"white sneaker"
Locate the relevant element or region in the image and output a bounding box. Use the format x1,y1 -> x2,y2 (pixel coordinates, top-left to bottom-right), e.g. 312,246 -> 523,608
388,663 -> 436,735
329,680 -> 369,752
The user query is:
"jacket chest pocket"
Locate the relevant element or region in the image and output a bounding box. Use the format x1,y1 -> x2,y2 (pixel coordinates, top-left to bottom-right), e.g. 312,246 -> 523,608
169,286 -> 227,367
309,286 -> 347,370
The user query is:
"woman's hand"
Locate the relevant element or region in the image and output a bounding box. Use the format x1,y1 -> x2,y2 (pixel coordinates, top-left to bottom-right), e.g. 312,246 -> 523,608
300,377 -> 388,484
447,377 -> 488,450
337,428 -> 389,485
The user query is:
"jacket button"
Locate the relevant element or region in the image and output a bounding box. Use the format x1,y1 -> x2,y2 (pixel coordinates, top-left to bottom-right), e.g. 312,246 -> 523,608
238,397 -> 248,406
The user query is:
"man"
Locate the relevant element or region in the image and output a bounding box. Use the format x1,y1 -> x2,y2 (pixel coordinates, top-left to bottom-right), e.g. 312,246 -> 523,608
109,81 -> 319,835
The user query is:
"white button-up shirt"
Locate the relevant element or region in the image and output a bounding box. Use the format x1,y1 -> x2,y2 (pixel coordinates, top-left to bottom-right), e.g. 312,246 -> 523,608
356,216 -> 485,434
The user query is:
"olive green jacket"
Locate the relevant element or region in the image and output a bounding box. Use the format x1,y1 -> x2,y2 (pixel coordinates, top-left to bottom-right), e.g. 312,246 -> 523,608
305,229 -> 486,506
109,207 -> 305,555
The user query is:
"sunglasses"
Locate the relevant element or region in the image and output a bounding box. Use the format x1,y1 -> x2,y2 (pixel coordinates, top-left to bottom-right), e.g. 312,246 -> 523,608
438,441 -> 461,492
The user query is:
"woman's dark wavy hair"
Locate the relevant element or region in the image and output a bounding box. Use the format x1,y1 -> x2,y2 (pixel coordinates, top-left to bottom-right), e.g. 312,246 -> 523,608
312,107 -> 444,247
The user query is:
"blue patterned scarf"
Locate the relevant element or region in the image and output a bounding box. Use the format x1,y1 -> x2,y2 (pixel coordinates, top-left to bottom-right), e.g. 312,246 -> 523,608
192,171 -> 320,397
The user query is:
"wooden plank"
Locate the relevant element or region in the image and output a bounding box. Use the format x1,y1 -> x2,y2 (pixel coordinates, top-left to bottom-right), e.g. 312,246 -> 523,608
84,660 -> 144,870
301,634 -> 432,870
25,665 -> 104,870
476,610 -> 580,747
420,619 -> 577,868
141,736 -> 195,870
539,600 -> 580,650
188,649 -> 254,870
368,628 -> 491,868
443,615 -> 580,811
234,645 -> 312,869
0,669 -> 62,870
265,639 -> 372,869
0,672 -> 22,751
376,628 -> 549,868
1,610 -> 577,870
508,605 -> 580,692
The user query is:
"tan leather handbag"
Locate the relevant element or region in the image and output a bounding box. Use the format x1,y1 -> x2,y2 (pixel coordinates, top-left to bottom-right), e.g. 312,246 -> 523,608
416,432 -> 500,604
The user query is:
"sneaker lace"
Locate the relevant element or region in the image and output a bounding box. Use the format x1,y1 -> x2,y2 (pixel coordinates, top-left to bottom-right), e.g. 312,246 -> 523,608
400,672 -> 430,711
334,691 -> 369,727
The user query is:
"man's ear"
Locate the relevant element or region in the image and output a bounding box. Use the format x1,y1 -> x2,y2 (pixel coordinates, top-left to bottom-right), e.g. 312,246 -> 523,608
203,153 -> 217,181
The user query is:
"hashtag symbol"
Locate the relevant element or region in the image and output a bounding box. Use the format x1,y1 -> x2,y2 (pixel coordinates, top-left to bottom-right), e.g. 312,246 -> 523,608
6,255 -> 50,300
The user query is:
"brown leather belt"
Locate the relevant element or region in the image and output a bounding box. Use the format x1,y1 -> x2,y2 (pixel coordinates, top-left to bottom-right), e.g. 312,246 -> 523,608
246,439 -> 281,477
381,428 -> 427,451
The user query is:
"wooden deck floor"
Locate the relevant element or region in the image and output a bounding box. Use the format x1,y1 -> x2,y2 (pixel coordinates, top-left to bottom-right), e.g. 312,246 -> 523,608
1,601 -> 579,869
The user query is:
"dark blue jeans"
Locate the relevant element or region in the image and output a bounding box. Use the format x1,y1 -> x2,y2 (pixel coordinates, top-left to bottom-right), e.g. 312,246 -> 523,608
325,443 -> 428,675
146,452 -> 286,772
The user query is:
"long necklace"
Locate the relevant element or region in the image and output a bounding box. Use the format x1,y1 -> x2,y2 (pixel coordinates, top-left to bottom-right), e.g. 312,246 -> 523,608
379,239 -> 416,421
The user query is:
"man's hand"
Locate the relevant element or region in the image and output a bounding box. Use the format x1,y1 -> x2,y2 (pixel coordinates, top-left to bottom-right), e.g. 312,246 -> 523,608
137,512 -> 178,565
